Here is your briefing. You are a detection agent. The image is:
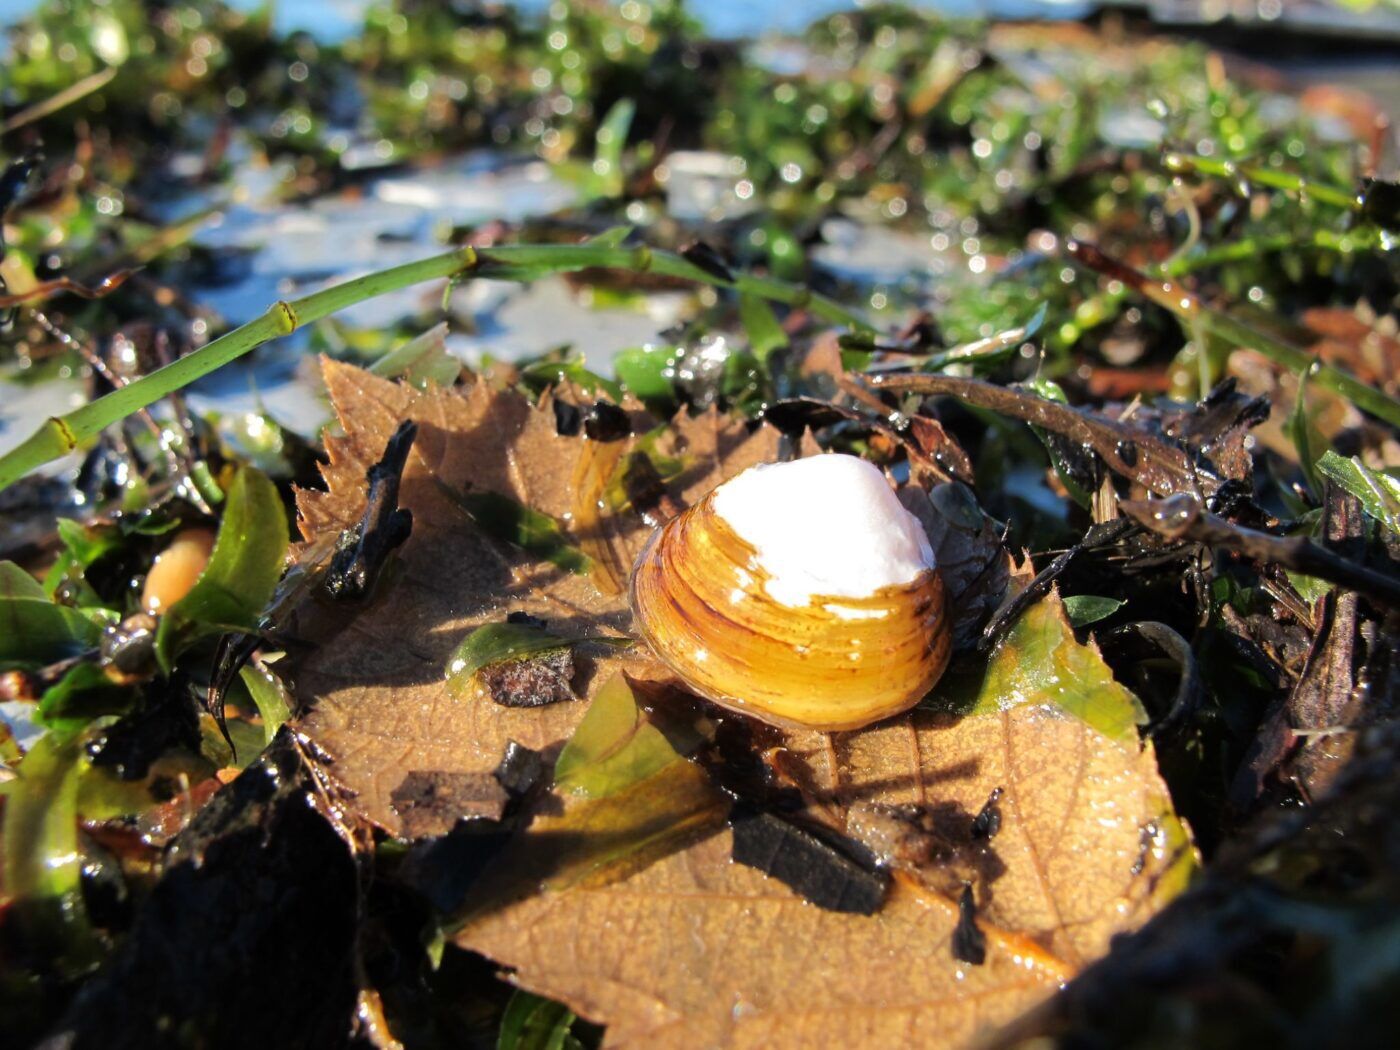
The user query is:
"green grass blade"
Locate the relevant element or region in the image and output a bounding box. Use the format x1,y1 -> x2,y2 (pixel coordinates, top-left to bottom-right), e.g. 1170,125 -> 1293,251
1067,240 -> 1400,429
0,242 -> 869,492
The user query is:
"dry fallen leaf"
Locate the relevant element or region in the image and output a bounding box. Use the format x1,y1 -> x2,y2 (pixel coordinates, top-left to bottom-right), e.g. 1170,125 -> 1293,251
289,362 -> 1190,1047
461,831 -> 1059,1048
453,579 -> 1192,1048
288,360 -> 785,833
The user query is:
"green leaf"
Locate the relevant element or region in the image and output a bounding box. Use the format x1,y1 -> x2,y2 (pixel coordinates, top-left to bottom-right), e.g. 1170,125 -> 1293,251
36,662 -> 139,739
76,758 -> 192,822
720,349 -> 769,414
518,357 -> 623,401
0,576 -> 101,666
239,663 -> 292,745
1286,570 -> 1331,606
582,285 -> 649,312
155,467 -> 289,671
497,990 -> 578,1050
1018,300 -> 1050,341
1022,377 -> 1094,510
1287,368 -> 1326,498
738,292 -> 788,362
451,491 -> 592,576
601,427 -> 685,514
55,518 -> 123,568
127,513 -> 183,538
837,331 -> 878,371
1316,450 -> 1400,535
554,674 -> 703,799
201,711 -> 267,770
190,460 -> 227,506
456,676 -> 726,916
590,98 -> 635,199
445,622 -> 573,697
969,587 -> 1148,743
917,302 -> 1048,373
584,225 -> 634,248
0,560 -> 47,600
0,734 -> 101,970
1062,595 -> 1125,627
470,754 -> 726,902
613,344 -> 679,410
370,321 -> 462,389
213,410 -> 293,478
46,521 -> 126,606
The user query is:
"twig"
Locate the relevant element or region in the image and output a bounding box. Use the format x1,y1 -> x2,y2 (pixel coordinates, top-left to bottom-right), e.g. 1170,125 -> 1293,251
31,312 -> 197,506
205,632 -> 260,754
1100,621 -> 1203,738
1120,493 -> 1400,608
324,420 -> 417,602
0,270 -> 133,308
868,372 -> 1213,497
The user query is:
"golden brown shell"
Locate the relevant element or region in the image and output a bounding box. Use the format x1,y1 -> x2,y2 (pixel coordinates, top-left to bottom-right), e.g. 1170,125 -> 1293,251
629,489 -> 951,731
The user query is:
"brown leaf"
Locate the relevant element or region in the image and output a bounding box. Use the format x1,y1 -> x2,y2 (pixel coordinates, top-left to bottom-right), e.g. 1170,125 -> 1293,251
287,360 -> 784,833
460,830 -> 1060,1048
1155,378 -> 1269,485
289,362 -> 1187,1047
453,588 -> 1190,1048
907,414 -> 976,486
989,720 -> 1400,1049
748,585 -> 1181,968
1226,352 -> 1356,465
787,709 -> 1180,967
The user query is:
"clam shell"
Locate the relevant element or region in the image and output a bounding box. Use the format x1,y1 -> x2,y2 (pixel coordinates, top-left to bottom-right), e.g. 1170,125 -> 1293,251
629,489 -> 951,731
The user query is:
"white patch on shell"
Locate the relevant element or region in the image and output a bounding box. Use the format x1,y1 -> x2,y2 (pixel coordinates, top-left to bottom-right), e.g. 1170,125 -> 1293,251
821,603 -> 892,621
711,454 -> 935,608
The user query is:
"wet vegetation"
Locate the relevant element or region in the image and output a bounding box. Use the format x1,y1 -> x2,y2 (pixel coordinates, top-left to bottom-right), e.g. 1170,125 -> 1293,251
1,1 -> 1399,1047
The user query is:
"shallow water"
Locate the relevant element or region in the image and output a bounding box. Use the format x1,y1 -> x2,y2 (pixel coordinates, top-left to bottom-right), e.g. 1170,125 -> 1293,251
0,144 -> 700,457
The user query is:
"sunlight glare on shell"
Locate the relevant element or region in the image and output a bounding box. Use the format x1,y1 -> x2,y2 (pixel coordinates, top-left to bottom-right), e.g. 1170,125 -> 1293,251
710,454 -> 935,609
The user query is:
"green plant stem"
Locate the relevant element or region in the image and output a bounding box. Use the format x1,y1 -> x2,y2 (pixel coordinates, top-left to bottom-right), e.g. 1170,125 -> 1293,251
0,242 -> 869,492
1067,240 -> 1400,430
1161,228 -> 1382,277
1162,151 -> 1359,212
0,65 -> 118,134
